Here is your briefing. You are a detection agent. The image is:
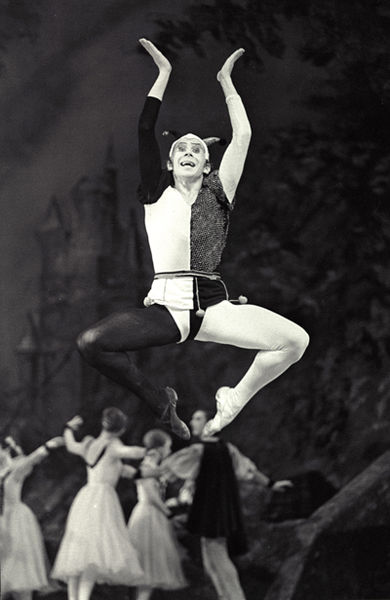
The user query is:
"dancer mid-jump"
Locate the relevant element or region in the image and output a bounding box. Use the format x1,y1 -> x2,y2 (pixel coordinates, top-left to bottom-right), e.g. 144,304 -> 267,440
77,39 -> 309,438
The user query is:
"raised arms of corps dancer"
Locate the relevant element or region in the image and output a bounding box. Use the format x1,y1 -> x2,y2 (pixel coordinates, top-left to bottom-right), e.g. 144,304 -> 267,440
77,38 -> 309,439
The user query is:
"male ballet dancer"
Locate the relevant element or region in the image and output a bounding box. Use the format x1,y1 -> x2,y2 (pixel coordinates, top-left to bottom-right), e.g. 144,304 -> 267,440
77,39 -> 309,439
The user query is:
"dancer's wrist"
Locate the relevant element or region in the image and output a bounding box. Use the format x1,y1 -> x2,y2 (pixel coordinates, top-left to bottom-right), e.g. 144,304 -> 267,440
225,93 -> 240,103
43,442 -> 52,454
64,424 -> 76,433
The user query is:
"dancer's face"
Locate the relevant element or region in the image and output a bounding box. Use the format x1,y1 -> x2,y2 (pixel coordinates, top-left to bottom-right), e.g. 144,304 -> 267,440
170,139 -> 209,178
190,410 -> 208,437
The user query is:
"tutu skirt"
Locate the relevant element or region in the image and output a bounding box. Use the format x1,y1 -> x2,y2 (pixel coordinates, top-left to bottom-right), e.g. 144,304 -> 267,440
128,502 -> 187,589
0,502 -> 49,594
52,483 -> 144,585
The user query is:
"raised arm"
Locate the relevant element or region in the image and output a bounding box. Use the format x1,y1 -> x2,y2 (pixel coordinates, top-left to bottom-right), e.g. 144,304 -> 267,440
5,436 -> 24,456
12,436 -> 64,480
138,38 -> 172,202
63,416 -> 92,457
218,49 -> 252,202
110,442 -> 146,461
139,38 -> 172,101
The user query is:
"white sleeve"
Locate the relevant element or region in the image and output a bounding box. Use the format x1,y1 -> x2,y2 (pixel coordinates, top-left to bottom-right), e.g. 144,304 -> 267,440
161,444 -> 204,481
109,442 -> 146,461
219,94 -> 252,202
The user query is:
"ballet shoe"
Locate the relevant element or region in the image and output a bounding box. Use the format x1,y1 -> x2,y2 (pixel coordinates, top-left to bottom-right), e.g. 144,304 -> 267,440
203,386 -> 246,436
160,387 -> 191,440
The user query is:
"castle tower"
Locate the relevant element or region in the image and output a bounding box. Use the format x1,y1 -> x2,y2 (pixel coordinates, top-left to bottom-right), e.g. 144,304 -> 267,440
16,142 -> 150,434
97,140 -> 133,313
15,311 -> 41,417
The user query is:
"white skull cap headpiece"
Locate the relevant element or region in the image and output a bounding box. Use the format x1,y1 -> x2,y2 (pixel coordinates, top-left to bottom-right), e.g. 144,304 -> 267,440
169,133 -> 209,161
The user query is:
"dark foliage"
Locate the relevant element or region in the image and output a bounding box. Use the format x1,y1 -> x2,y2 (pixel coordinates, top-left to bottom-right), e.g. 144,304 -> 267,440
0,0 -> 41,71
153,0 -> 390,477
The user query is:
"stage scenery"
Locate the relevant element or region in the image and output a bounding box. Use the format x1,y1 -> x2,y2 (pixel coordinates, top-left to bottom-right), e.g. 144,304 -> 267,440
1,1 -> 389,599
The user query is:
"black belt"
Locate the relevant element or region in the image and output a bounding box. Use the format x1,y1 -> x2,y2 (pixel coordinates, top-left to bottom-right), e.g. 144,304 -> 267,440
154,270 -> 221,281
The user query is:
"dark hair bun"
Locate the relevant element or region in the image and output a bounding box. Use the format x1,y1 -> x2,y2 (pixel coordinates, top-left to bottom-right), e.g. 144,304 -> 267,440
142,428 -> 171,450
101,407 -> 128,433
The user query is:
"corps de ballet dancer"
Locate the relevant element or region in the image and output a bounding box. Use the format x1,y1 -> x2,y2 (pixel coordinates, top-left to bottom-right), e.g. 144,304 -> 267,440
51,408 -> 145,600
128,428 -> 187,600
0,434 -> 64,600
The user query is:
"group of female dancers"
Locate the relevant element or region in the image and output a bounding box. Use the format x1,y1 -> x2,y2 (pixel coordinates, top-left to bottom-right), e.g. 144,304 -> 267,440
0,407 -> 188,600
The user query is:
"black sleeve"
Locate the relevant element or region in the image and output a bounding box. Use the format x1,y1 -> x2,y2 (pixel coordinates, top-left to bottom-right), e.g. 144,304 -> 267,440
138,96 -> 165,203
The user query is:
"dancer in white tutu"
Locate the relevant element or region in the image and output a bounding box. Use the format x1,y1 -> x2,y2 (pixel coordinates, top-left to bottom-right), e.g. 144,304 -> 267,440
128,429 -> 187,600
51,408 -> 145,600
0,434 -> 64,600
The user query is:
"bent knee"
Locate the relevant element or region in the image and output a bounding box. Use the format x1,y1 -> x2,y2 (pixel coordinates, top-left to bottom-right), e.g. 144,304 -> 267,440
287,326 -> 310,363
76,328 -> 102,359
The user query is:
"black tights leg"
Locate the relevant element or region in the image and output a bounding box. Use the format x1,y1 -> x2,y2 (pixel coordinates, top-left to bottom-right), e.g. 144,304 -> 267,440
77,305 -> 181,417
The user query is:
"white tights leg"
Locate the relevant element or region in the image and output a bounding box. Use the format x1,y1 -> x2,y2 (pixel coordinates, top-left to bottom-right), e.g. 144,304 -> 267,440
78,573 -> 95,600
201,537 -> 246,600
196,301 -> 309,432
201,537 -> 225,598
136,586 -> 153,600
196,301 -> 309,403
67,576 -> 79,600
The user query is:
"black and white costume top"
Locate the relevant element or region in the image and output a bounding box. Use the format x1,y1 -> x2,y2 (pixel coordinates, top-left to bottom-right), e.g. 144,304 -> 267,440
138,95 -> 251,274
138,97 -> 236,274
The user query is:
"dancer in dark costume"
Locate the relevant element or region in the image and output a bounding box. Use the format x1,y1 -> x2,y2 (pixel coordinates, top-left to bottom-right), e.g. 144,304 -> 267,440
77,39 -> 309,439
160,409 -> 291,600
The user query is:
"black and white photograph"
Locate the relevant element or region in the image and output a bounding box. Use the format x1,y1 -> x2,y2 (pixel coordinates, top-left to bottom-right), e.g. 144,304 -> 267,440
0,1 -> 389,599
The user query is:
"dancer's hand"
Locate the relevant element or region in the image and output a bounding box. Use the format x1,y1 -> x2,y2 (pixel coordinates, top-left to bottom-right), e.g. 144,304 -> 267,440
271,480 -> 293,493
139,38 -> 172,73
5,437 -> 18,450
5,436 -> 23,456
66,415 -> 83,430
166,497 -> 179,508
217,48 -> 245,82
46,436 -> 65,450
